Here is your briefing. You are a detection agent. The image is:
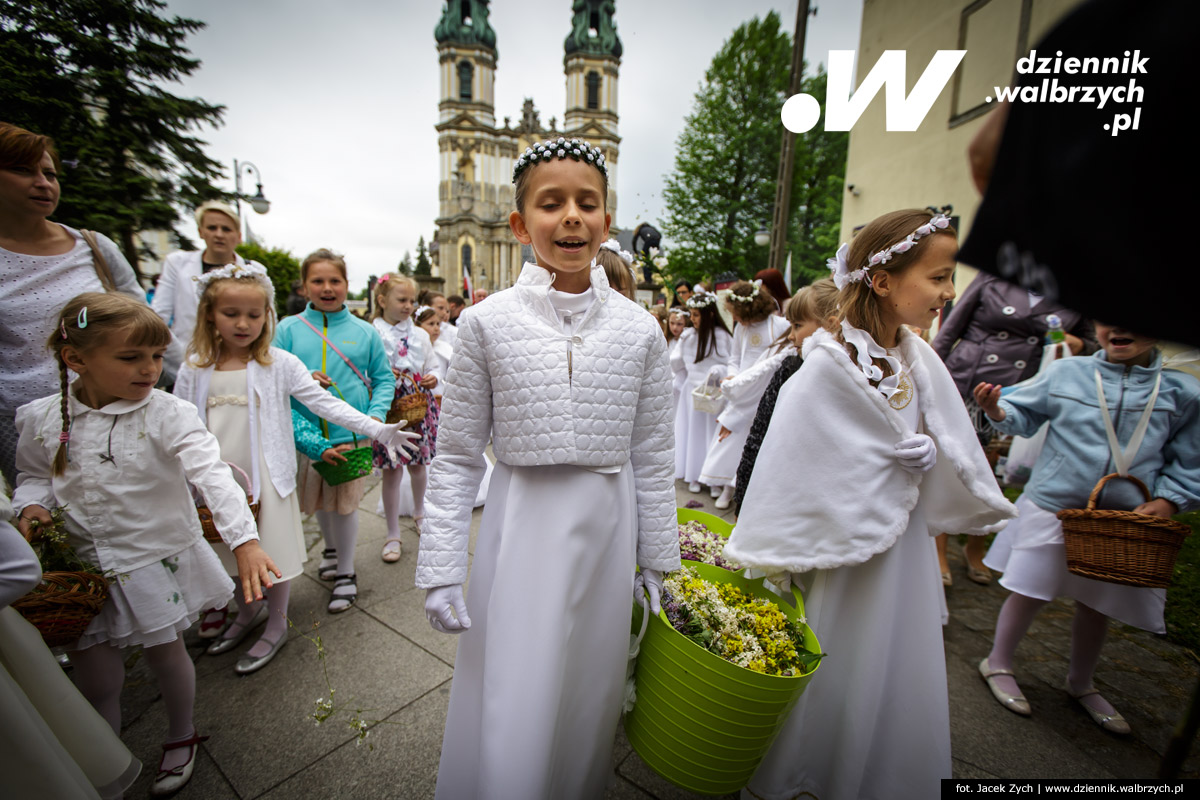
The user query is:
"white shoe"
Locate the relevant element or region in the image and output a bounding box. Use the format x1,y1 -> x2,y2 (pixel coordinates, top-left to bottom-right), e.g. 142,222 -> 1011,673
715,485 -> 734,509
151,731 -> 208,796
688,482 -> 702,493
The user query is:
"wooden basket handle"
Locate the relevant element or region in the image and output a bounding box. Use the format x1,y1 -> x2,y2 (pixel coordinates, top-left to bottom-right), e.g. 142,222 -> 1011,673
1086,472 -> 1151,510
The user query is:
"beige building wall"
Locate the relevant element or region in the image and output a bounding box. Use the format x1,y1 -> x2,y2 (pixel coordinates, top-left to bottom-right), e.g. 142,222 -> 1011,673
841,0 -> 1083,306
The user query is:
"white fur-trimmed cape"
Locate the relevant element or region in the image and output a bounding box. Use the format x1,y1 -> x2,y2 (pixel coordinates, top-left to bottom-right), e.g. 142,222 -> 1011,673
724,327 -> 1015,574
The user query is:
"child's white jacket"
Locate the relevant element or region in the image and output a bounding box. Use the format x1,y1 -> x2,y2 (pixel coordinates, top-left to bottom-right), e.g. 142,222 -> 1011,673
174,347 -> 389,502
12,390 -> 259,573
417,263 -> 680,588
725,327 -> 1016,574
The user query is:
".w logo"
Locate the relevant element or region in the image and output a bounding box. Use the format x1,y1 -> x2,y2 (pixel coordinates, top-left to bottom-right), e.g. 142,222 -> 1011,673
782,50 -> 967,132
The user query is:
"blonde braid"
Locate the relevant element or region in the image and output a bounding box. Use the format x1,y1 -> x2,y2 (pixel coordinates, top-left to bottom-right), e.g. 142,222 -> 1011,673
52,355 -> 71,475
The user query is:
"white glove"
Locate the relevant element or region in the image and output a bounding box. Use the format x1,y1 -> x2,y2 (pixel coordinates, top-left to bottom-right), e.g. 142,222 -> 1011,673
376,421 -> 421,458
895,433 -> 937,474
425,584 -> 471,633
633,568 -> 664,616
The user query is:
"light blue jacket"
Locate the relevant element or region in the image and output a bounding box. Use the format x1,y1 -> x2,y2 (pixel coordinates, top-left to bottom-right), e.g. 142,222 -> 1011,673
274,305 -> 394,446
992,350 -> 1200,513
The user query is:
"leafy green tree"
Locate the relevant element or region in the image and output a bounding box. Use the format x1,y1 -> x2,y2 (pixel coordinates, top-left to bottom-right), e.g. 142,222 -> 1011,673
415,236 -> 432,276
0,0 -> 227,275
660,12 -> 846,289
236,242 -> 300,317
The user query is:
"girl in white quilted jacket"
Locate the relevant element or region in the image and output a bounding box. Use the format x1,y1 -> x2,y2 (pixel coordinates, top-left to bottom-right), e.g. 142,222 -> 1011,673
416,138 -> 681,800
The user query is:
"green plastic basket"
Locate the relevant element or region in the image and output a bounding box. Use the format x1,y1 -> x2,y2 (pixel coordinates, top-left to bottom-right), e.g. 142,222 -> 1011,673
309,380 -> 375,486
625,562 -> 820,796
677,507 -> 733,538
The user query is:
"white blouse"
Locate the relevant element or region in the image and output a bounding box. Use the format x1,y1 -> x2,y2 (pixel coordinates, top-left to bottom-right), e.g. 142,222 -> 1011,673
12,390 -> 260,574
372,317 -> 436,377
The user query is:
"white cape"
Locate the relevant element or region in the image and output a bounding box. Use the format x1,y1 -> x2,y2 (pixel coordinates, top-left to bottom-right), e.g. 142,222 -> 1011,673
725,327 -> 1015,573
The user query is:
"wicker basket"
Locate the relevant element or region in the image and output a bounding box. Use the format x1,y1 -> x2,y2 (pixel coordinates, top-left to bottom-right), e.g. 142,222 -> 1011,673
386,372 -> 428,425
1058,473 -> 1191,588
312,441 -> 375,486
197,462 -> 260,544
13,572 -> 110,648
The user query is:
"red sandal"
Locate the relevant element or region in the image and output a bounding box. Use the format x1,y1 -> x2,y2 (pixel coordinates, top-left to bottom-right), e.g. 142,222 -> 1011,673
151,731 -> 209,797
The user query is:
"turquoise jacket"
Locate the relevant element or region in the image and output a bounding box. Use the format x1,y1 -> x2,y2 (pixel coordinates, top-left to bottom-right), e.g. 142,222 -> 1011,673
274,305 -> 394,446
993,350 -> 1200,514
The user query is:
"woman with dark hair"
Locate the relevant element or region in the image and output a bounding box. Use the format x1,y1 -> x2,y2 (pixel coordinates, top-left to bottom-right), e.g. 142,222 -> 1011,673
0,123 -> 151,488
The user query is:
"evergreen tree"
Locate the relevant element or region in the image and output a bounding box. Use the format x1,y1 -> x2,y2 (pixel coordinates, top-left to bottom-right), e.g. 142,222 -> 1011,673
660,12 -> 846,288
1,0 -> 227,274
415,236 -> 433,276
397,250 -> 414,276
236,242 -> 300,317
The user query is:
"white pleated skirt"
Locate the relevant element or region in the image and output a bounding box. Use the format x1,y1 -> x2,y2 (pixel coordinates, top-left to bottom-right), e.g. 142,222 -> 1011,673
674,391 -> 717,484
434,461 -> 638,800
985,494 -> 1165,633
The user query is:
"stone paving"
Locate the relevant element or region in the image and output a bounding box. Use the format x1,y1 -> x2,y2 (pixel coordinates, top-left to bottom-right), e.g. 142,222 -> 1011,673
104,476 -> 1200,798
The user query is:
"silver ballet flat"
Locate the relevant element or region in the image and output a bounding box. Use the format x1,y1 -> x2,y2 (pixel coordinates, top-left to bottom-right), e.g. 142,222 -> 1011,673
979,658 -> 1031,716
235,633 -> 287,676
205,605 -> 268,656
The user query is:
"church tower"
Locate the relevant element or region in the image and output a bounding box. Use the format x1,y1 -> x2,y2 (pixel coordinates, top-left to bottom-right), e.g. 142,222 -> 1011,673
431,1 -> 623,296
563,0 -> 622,215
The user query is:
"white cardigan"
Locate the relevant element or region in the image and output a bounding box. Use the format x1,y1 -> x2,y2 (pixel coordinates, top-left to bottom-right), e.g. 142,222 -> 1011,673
725,327 -> 1016,574
152,250 -> 254,347
174,348 -> 388,501
416,262 -> 680,588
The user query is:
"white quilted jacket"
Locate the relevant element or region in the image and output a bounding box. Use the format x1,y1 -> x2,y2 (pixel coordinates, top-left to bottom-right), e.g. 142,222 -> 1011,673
416,262 -> 681,588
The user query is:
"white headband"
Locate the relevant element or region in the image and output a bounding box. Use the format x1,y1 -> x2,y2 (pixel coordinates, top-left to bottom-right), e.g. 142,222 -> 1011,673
827,213 -> 952,290
194,262 -> 275,298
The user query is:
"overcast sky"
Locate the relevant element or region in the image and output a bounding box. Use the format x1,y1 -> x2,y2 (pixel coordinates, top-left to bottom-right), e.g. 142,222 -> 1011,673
162,0 -> 862,289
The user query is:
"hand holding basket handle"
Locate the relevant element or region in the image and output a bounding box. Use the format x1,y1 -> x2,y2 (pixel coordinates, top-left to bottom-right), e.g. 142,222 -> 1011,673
634,568 -> 664,615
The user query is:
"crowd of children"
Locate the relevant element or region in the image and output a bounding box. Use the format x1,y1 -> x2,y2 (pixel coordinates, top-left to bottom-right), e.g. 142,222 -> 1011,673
3,122 -> 1197,800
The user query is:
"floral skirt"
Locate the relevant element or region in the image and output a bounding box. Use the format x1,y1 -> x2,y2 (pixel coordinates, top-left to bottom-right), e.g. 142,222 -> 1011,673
75,540 -> 234,651
374,370 -> 439,468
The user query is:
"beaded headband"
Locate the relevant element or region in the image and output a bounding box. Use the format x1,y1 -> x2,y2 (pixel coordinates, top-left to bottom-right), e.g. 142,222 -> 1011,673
194,262 -> 276,298
598,239 -> 634,265
512,137 -> 607,184
686,290 -> 717,309
727,279 -> 764,304
827,213 -> 952,290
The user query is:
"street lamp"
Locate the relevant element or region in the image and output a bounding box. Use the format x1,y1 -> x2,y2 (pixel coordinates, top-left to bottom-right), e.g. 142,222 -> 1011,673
754,227 -> 771,247
233,159 -> 270,239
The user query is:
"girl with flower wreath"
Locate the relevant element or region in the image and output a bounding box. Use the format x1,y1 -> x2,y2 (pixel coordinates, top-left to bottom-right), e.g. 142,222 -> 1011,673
672,290 -> 733,494
416,137 -> 680,800
699,280 -> 790,508
369,272 -> 439,562
725,209 -> 1015,800
174,264 -> 416,673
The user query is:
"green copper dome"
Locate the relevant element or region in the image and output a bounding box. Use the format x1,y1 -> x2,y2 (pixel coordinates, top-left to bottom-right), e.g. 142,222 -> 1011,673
435,0 -> 497,50
564,0 -> 622,59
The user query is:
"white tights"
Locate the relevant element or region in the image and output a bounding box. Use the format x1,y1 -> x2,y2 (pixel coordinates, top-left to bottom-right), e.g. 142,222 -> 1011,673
316,509 -> 358,576
70,637 -> 197,768
380,464 -> 427,541
987,591 -> 1115,714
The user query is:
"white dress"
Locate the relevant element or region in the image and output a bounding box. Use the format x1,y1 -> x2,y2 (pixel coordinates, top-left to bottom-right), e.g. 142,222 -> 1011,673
672,327 -> 733,484
745,348 -> 951,800
985,494 -> 1166,633
206,369 -> 306,581
699,317 -> 790,487
433,288 -> 641,800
